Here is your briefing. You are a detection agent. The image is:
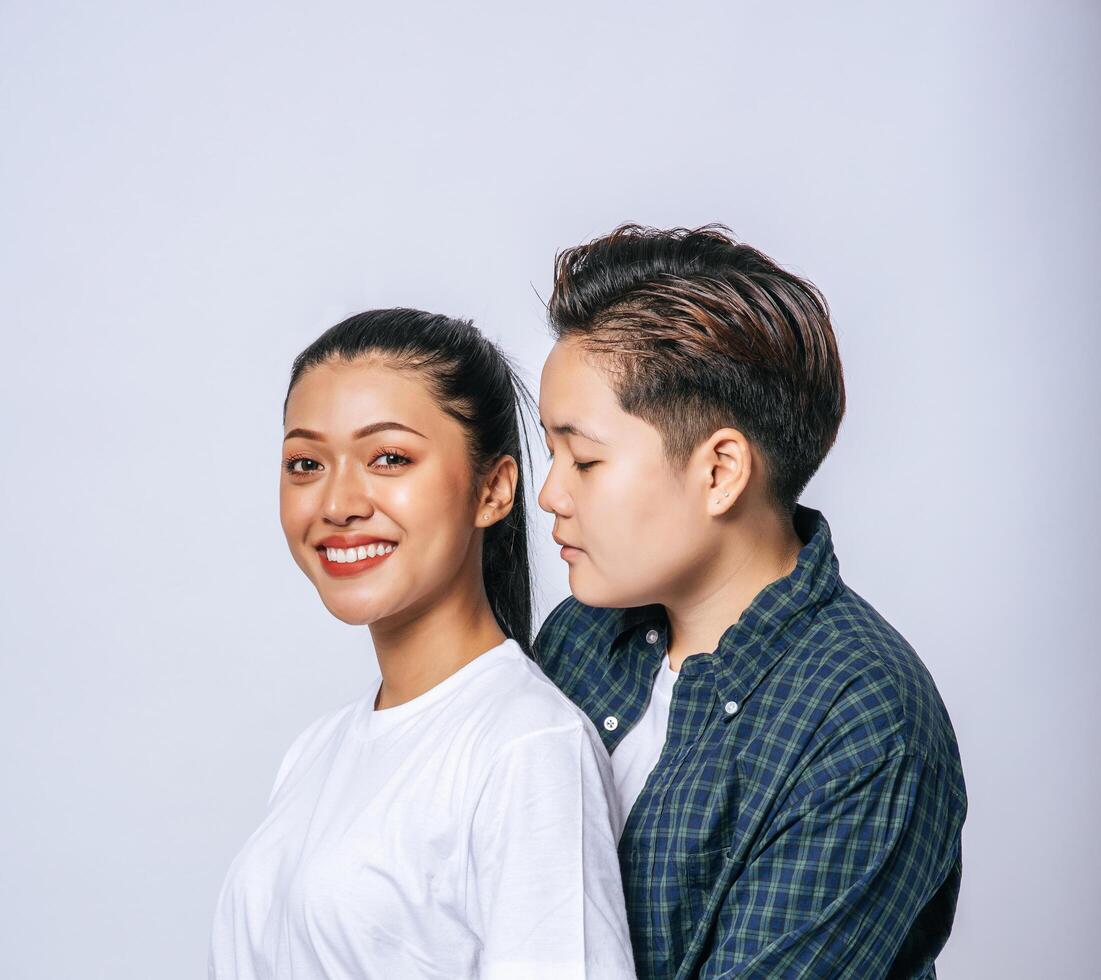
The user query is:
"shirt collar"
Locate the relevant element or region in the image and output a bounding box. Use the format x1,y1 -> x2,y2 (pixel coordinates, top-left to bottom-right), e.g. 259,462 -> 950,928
613,505 -> 841,705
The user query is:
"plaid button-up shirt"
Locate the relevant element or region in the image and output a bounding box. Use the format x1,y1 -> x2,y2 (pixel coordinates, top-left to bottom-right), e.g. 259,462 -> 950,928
534,506 -> 966,979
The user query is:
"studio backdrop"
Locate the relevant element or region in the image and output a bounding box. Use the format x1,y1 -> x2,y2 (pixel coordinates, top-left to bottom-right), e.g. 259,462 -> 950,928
1,2 -> 1097,978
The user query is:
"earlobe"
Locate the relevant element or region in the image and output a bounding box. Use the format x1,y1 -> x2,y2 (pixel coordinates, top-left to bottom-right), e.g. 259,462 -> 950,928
707,428 -> 751,512
480,455 -> 519,526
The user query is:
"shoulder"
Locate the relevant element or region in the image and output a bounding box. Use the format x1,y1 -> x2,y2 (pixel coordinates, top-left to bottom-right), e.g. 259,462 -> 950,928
288,695 -> 361,750
533,595 -> 607,658
463,648 -> 619,819
758,587 -> 968,825
478,640 -> 602,747
533,595 -> 647,684
792,583 -> 963,777
267,696 -> 361,801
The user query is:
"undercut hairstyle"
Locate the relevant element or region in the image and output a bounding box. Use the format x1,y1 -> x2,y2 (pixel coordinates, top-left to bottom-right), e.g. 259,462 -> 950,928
283,309 -> 536,654
548,223 -> 846,515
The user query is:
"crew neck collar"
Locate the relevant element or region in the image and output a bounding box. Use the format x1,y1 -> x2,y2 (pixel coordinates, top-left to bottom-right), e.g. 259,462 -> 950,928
353,637 -> 518,742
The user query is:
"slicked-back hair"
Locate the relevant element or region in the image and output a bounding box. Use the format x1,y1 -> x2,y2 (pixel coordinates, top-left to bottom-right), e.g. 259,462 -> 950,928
548,223 -> 845,515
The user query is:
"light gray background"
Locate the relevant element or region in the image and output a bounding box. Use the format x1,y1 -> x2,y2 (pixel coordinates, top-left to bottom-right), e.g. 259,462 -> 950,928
2,2 -> 1097,977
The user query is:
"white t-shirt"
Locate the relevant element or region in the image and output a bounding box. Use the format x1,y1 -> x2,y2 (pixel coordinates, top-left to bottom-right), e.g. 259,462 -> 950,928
610,653 -> 678,837
208,638 -> 636,980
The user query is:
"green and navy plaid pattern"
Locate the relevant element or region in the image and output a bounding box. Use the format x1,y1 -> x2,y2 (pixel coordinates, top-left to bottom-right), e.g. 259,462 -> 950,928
534,506 -> 966,979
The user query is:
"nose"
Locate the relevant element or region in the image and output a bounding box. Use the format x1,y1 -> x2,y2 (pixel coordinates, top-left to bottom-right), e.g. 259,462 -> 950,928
537,461 -> 572,517
322,459 -> 375,525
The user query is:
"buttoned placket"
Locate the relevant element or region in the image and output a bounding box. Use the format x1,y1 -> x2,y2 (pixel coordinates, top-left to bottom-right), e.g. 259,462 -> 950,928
599,617 -> 748,757
651,622 -> 746,729
657,626 -> 744,727
616,619 -> 749,860
634,655 -> 723,860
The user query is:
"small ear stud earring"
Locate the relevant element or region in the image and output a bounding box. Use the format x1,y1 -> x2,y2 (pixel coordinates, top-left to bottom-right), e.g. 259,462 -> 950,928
723,491 -> 730,498
482,513 -> 490,521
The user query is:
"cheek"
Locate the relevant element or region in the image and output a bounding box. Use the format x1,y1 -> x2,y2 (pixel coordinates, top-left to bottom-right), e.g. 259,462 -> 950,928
278,490 -> 323,585
381,480 -> 418,524
584,468 -> 672,552
388,467 -> 477,564
389,469 -> 467,531
279,484 -> 313,537
602,501 -> 682,567
567,506 -> 674,607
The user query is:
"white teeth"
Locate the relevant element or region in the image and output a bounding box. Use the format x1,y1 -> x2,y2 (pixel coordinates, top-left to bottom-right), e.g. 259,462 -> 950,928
323,543 -> 396,563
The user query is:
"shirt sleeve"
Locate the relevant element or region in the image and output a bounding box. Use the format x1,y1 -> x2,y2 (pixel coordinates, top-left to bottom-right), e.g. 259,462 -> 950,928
696,748 -> 964,979
264,708 -> 340,808
265,741 -> 302,808
467,721 -> 637,980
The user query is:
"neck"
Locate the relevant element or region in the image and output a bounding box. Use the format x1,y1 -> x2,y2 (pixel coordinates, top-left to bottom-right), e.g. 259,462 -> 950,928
664,506 -> 804,671
368,560 -> 506,709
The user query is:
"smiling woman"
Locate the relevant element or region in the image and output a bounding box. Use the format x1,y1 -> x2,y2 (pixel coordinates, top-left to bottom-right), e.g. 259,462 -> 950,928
207,309 -> 636,980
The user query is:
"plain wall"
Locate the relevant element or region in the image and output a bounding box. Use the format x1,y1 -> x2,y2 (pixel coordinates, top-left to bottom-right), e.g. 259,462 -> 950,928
1,1 -> 1097,977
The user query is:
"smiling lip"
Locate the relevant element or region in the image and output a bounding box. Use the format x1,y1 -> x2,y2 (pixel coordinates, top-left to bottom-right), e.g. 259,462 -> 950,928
315,534 -> 398,578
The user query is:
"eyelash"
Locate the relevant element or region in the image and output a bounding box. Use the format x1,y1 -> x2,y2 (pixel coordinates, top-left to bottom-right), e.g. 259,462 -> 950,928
282,449 -> 412,475
372,450 -> 412,469
545,450 -> 597,473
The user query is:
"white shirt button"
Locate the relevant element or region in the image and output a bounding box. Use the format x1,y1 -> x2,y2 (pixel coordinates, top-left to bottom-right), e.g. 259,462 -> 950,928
724,700 -> 739,716
645,629 -> 660,644
603,715 -> 619,731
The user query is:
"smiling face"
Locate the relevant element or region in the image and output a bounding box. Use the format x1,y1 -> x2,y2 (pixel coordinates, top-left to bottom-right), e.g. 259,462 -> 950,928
280,356 -> 485,627
538,338 -> 723,608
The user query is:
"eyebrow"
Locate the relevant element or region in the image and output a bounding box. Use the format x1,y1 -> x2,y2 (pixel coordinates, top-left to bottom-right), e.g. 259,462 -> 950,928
283,421 -> 427,442
538,420 -> 607,445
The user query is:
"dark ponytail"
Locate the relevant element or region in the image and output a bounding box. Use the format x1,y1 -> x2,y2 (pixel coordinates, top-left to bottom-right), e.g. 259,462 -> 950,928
282,309 -> 536,654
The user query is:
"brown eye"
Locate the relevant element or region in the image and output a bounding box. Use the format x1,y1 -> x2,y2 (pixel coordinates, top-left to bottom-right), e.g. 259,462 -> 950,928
284,455 -> 321,475
370,451 -> 412,470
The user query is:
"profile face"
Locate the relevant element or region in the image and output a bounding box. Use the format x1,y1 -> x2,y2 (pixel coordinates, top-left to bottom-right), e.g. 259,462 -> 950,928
538,338 -> 717,608
280,356 -> 481,627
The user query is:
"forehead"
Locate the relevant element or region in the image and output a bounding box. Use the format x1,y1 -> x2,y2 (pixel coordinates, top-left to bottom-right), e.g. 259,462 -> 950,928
539,338 -> 624,422
538,337 -> 672,459
284,357 -> 450,434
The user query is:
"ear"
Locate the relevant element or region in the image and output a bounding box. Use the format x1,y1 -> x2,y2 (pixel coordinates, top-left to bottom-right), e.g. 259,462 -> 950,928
476,455 -> 519,527
695,427 -> 753,516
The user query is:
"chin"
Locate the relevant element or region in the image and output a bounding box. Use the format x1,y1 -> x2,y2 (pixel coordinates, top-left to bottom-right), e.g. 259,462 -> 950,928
318,594 -> 380,627
570,562 -> 660,610
569,570 -> 627,610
